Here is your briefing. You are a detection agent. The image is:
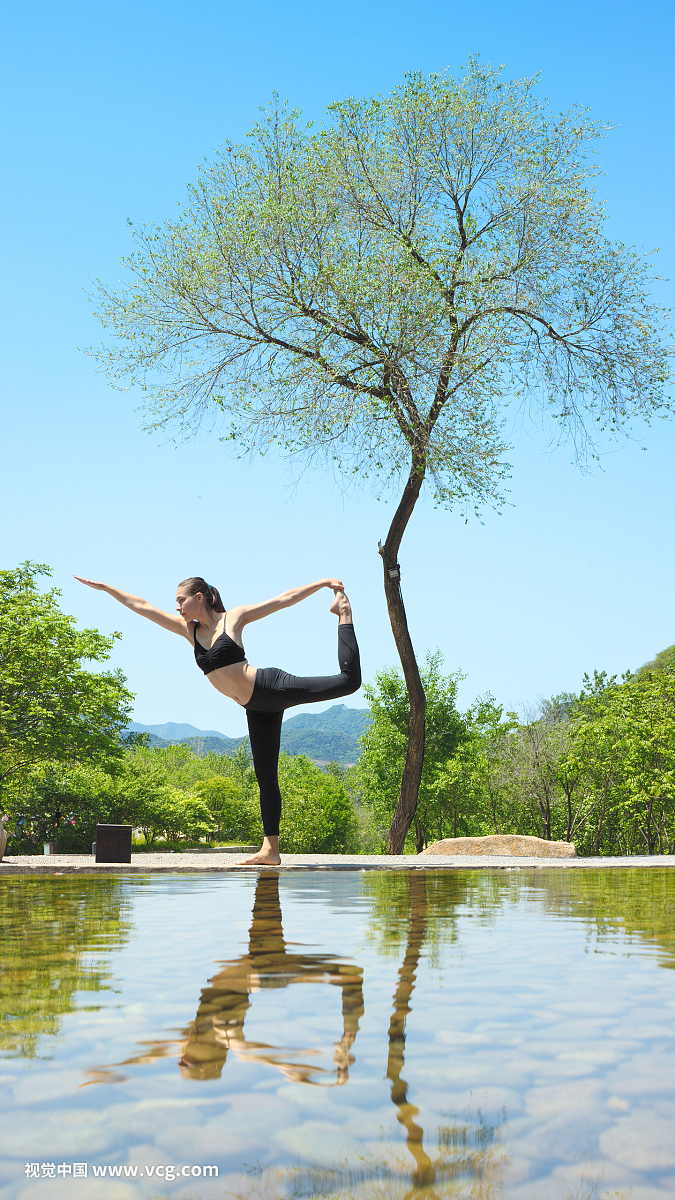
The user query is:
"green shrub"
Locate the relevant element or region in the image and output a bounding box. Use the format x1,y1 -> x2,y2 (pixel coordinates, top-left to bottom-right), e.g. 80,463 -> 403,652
277,754 -> 358,853
195,775 -> 259,842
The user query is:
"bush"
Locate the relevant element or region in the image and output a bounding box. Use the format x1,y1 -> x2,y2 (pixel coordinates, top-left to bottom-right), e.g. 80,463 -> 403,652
277,755 -> 358,853
6,761 -> 121,853
194,775 -> 259,842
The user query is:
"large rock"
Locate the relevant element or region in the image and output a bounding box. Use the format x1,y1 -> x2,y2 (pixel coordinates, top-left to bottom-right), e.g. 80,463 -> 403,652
422,834 -> 576,858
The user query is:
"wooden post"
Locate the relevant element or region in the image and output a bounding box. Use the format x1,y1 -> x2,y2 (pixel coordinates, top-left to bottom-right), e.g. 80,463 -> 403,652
95,824 -> 132,864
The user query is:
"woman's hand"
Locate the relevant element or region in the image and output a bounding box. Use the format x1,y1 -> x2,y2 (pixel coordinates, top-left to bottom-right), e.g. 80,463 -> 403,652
323,578 -> 345,593
73,576 -> 109,591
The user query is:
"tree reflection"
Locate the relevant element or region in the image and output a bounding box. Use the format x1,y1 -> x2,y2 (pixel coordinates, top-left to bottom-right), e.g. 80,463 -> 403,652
0,876 -> 133,1059
526,866 -> 675,967
74,871 -> 508,1195
387,871 -> 434,1185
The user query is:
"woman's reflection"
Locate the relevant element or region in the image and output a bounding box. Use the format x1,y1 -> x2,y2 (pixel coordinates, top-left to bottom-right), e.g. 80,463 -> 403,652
178,872 -> 364,1085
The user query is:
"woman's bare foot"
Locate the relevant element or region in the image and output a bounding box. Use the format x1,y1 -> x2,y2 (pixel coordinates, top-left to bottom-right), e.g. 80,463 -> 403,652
329,590 -> 353,624
235,836 -> 281,867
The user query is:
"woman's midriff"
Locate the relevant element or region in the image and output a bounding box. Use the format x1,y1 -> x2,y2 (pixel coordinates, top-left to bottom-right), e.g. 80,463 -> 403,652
206,661 -> 258,707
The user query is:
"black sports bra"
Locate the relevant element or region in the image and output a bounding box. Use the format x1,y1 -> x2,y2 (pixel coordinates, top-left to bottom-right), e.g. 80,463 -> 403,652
193,624 -> 246,675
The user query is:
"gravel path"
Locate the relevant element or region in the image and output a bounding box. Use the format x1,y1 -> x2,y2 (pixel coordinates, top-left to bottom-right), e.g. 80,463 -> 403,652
2,851 -> 675,874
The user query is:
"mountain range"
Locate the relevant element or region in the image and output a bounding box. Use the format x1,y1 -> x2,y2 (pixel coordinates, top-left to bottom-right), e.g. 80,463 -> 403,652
125,704 -> 371,766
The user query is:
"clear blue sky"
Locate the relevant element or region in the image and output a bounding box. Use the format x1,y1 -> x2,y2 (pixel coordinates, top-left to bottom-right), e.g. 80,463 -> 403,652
2,0 -> 673,736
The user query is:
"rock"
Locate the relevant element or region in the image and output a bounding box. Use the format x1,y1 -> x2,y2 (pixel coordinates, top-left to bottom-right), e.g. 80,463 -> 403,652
421,834 -> 576,858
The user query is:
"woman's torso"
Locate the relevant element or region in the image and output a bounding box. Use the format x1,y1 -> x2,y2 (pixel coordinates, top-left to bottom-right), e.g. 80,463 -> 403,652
191,619 -> 257,706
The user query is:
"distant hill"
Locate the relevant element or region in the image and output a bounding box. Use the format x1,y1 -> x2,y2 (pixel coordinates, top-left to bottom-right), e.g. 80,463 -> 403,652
637,645 -> 675,676
281,705 -> 371,764
127,720 -> 229,741
125,704 -> 370,766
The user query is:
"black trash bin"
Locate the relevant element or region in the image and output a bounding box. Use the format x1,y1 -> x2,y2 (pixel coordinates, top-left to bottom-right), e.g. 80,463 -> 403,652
95,824 -> 132,864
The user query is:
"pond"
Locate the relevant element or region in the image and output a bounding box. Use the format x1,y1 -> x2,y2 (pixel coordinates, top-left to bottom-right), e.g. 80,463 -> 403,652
1,868 -> 674,1199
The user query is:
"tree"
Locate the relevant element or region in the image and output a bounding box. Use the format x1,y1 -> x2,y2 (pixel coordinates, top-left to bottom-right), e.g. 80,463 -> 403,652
115,747 -> 216,844
432,697 -> 520,840
0,563 -> 133,804
92,61 -> 671,851
637,644 -> 675,677
562,658 -> 675,854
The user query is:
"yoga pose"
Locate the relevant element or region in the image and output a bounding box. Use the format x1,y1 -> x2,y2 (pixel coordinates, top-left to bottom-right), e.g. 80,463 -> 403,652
74,573 -> 361,865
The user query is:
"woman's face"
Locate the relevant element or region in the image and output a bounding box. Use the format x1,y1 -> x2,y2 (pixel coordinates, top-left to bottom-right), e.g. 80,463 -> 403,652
175,586 -> 202,620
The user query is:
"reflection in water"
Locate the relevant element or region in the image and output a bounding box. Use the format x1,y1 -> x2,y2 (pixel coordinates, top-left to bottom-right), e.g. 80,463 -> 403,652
382,872 -> 505,1199
179,873 -> 364,1084
130,873 -> 364,1086
531,867 -> 675,966
0,876 -> 133,1059
361,870 -> 500,966
270,872 -> 506,1200
3,870 -> 675,1197
387,872 -> 433,1183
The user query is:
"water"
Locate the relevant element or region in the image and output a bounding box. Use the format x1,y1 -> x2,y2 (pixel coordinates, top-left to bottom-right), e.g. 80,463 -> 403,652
1,868 -> 674,1199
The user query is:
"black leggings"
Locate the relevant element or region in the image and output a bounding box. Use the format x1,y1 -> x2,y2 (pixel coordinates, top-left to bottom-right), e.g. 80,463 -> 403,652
245,623 -> 361,836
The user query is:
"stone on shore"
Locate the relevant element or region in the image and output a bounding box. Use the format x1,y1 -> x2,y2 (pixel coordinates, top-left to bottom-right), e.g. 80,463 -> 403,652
422,834 -> 577,858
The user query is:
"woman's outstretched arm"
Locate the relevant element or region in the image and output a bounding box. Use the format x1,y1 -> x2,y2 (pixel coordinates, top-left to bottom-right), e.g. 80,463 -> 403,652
74,576 -> 191,639
228,578 -> 344,635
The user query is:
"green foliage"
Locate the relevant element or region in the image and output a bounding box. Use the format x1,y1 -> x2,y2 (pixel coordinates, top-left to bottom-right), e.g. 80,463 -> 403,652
637,644 -> 675,677
356,652 -> 471,849
0,563 -> 133,801
146,740 -> 358,852
6,733 -> 359,854
115,748 -> 215,845
8,761 -> 118,852
195,775 -> 259,842
7,746 -> 217,852
353,648 -> 675,857
432,654 -> 675,856
561,657 -> 675,854
276,754 -> 358,853
431,699 -> 522,841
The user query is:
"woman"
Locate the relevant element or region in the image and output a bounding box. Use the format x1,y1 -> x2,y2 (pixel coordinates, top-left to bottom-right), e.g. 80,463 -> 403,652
74,573 -> 361,865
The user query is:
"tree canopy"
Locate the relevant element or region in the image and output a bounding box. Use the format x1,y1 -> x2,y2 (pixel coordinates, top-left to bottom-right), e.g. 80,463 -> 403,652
94,60 -> 670,480
0,563 -> 133,798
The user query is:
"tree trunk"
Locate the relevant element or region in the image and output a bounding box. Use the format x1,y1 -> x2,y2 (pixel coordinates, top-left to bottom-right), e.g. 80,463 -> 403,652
380,457 -> 427,855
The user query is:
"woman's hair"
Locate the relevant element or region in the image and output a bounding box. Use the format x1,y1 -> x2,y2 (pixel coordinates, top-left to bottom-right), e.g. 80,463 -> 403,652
178,577 -> 225,613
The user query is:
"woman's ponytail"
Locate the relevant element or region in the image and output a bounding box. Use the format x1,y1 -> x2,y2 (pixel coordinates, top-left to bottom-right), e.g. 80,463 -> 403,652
209,584 -> 225,613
